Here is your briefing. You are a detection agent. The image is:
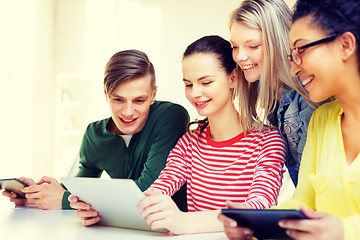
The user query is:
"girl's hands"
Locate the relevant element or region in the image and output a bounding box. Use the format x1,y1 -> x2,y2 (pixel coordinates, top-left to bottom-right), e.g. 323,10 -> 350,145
217,201 -> 254,240
136,189 -> 185,234
279,206 -> 344,240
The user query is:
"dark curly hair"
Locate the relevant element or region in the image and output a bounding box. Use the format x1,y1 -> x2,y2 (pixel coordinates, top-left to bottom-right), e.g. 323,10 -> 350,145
292,0 -> 360,71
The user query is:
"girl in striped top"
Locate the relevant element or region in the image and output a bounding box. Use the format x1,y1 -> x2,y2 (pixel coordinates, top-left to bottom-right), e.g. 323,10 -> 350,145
137,35 -> 286,234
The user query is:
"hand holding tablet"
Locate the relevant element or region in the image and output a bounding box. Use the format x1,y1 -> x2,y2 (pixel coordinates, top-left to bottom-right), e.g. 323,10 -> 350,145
0,178 -> 29,199
61,177 -> 166,232
221,208 -> 308,239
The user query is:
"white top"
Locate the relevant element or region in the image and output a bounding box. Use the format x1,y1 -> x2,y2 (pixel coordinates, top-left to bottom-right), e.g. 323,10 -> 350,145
120,135 -> 132,147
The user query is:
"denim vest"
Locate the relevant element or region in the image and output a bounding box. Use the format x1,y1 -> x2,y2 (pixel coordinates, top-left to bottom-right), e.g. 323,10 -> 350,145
271,90 -> 315,186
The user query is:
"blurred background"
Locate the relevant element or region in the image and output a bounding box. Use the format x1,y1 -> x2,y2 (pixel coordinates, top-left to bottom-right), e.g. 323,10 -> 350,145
0,0 -> 295,188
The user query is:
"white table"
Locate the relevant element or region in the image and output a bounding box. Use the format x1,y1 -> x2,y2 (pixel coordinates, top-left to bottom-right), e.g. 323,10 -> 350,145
0,197 -> 228,240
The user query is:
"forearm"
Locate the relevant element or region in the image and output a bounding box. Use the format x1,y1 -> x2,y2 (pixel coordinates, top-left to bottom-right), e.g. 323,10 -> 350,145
245,131 -> 286,209
246,159 -> 285,208
147,139 -> 189,195
177,210 -> 223,234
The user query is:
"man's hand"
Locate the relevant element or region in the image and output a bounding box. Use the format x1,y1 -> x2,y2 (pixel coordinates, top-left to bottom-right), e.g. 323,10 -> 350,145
69,195 -> 101,226
2,177 -> 36,206
21,176 -> 65,210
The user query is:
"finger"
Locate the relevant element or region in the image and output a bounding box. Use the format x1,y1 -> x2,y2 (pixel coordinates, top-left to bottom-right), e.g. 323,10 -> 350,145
224,226 -> 253,240
286,229 -> 311,240
219,212 -> 254,240
141,202 -> 164,220
37,176 -> 57,185
24,191 -> 44,200
218,213 -> 238,227
2,191 -> 17,198
10,197 -> 27,205
18,177 -> 36,186
279,217 -> 317,233
143,189 -> 162,197
140,197 -> 174,220
22,184 -> 44,193
70,201 -> 91,210
147,217 -> 169,231
226,200 -> 239,209
68,195 -> 79,203
81,216 -> 101,227
75,209 -> 99,219
279,207 -> 323,232
226,200 -> 251,209
300,205 -> 324,219
144,207 -> 171,226
23,197 -> 42,205
137,193 -> 165,210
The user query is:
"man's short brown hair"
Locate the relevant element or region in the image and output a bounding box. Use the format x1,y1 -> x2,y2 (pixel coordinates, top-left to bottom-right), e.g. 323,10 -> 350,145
104,49 -> 156,96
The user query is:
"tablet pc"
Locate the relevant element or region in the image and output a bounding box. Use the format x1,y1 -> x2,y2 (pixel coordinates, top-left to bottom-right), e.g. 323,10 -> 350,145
0,178 -> 29,198
221,208 -> 308,239
61,177 -> 166,233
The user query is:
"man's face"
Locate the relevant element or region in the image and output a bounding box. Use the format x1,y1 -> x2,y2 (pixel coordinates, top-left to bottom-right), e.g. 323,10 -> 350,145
105,74 -> 156,135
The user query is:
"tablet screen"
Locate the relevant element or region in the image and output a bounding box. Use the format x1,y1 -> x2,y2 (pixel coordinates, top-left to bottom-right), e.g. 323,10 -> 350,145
61,177 -> 166,232
221,209 -> 307,239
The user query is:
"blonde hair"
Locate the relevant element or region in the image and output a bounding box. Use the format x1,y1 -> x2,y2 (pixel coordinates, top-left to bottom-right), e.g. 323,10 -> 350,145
230,0 -> 311,131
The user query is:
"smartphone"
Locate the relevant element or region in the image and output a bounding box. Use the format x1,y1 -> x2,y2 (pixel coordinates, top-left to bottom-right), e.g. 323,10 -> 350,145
0,178 -> 29,199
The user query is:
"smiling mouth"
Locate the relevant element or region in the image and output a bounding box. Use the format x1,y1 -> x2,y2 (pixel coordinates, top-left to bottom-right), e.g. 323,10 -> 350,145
120,118 -> 137,124
194,100 -> 211,108
301,76 -> 313,86
242,64 -> 257,70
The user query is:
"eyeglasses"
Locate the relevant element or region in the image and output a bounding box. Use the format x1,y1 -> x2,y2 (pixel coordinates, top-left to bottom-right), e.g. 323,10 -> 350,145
287,33 -> 337,66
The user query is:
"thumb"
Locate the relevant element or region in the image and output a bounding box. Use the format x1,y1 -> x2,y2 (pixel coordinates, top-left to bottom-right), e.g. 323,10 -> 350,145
143,189 -> 162,197
226,200 -> 237,209
18,177 -> 36,186
226,200 -> 250,209
68,195 -> 79,203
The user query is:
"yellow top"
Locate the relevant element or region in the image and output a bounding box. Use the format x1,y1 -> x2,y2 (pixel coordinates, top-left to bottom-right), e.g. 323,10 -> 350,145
279,100 -> 360,240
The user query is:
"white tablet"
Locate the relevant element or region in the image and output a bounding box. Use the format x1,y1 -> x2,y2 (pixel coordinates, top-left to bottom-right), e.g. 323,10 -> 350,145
61,177 -> 166,232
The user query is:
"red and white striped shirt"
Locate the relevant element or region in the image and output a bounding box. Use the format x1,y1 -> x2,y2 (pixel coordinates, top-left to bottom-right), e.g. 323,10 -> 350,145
149,126 -> 286,211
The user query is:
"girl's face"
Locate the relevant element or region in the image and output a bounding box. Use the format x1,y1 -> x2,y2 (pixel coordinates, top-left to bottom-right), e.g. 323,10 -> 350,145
182,53 -> 235,118
230,21 -> 264,83
289,16 -> 341,103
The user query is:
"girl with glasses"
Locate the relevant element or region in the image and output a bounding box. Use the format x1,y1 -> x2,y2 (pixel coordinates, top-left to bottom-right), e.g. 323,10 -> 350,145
219,0 -> 360,239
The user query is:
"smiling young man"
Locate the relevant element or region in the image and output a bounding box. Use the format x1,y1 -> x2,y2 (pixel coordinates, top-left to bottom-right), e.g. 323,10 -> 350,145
3,50 -> 189,211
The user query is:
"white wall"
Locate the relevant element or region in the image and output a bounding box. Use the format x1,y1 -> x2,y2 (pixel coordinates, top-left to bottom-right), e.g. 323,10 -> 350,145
0,0 -> 296,180
53,0 -> 241,123
0,0 -> 48,179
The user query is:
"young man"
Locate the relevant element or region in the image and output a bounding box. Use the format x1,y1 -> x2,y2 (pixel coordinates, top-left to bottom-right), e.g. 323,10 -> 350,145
2,50 -> 189,211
